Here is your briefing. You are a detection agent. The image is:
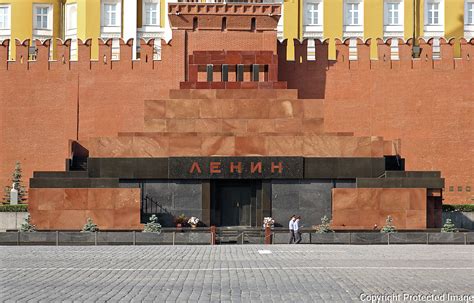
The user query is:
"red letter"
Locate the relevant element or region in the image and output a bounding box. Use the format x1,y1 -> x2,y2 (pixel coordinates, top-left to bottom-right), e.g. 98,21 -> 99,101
251,162 -> 262,174
210,162 -> 221,174
230,162 -> 242,174
189,162 -> 202,174
271,162 -> 283,174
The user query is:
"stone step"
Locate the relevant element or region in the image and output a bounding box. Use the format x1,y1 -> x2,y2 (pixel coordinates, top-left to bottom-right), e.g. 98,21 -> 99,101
141,118 -> 325,133
168,89 -> 299,100
87,135 -> 397,158
144,99 -> 325,120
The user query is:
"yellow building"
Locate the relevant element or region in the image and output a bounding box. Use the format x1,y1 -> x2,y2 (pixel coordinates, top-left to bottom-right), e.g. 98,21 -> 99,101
0,0 -> 472,60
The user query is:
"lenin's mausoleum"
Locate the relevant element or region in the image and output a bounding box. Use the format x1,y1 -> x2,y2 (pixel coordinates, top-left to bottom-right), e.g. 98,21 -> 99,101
1,3 -> 473,230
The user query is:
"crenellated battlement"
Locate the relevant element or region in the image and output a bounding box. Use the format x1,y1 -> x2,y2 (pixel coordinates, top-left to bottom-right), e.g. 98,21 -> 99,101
0,38 -> 175,71
278,37 -> 474,70
1,36 -> 474,72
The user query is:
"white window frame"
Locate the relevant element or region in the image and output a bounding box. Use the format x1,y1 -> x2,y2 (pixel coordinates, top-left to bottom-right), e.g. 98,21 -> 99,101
138,0 -> 165,45
303,0 -> 323,38
424,0 -> 444,38
101,0 -> 121,37
465,1 -> 474,39
33,4 -> 53,38
343,0 -> 363,38
0,4 -> 11,40
143,0 -> 160,26
384,0 -> 404,38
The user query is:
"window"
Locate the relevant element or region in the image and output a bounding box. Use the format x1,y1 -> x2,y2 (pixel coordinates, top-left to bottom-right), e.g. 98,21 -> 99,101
386,2 -> 400,25
101,1 -> 121,36
34,5 -> 52,30
424,0 -> 444,38
104,3 -> 118,26
0,5 -> 10,30
344,0 -> 363,37
427,2 -> 439,25
303,0 -> 323,38
346,2 -> 360,25
384,1 -> 404,38
306,2 -> 320,25
145,2 -> 158,26
466,2 -> 474,24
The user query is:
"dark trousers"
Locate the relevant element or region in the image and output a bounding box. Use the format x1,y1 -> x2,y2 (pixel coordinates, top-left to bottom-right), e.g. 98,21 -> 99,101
288,230 -> 295,244
294,230 -> 301,244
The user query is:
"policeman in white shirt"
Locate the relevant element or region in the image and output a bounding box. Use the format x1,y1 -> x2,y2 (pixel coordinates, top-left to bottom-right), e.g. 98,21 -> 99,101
294,216 -> 302,244
288,215 -> 296,244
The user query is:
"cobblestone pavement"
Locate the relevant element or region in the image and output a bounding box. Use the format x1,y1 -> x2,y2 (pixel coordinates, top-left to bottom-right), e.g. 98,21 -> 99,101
0,245 -> 473,302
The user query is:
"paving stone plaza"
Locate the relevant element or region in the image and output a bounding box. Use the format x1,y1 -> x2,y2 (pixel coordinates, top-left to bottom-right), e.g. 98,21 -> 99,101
0,245 -> 473,302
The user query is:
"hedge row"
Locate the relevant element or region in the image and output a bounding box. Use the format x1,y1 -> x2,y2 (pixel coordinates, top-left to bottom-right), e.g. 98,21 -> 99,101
0,204 -> 28,212
442,204 -> 474,212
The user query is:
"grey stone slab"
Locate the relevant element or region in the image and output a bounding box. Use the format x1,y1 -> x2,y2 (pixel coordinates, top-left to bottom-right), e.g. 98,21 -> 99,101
310,233 -> 351,244
273,232 -> 310,244
467,233 -> 474,244
135,232 -> 173,244
58,232 -> 96,245
428,233 -> 466,244
350,233 -> 388,244
387,233 -> 429,244
19,232 -> 57,245
0,232 -> 19,244
97,232 -> 134,245
174,232 -> 212,244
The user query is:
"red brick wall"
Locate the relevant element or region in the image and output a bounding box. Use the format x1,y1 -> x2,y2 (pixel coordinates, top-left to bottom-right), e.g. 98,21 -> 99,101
279,38 -> 474,204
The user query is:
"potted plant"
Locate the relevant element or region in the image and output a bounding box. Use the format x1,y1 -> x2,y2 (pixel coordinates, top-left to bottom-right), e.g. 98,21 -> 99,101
188,217 -> 200,229
175,214 -> 188,229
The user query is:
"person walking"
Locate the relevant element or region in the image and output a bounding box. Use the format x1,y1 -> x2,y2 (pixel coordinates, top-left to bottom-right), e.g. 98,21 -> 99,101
288,215 -> 296,244
294,216 -> 302,244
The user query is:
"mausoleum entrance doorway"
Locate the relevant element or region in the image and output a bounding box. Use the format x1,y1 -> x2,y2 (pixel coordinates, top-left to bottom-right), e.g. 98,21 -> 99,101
210,180 -> 260,227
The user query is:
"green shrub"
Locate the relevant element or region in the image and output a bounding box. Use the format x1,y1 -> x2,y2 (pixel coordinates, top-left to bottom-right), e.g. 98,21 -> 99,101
441,219 -> 458,233
143,214 -> 162,233
442,204 -> 474,212
381,215 -> 397,233
315,215 -> 334,233
20,214 -> 36,232
0,204 -> 28,212
82,217 -> 99,232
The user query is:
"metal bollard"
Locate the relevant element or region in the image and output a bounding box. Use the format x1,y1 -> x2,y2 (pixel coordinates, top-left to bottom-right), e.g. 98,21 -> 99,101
210,226 -> 216,245
133,231 -> 136,246
56,231 -> 59,246
94,232 -> 98,246
264,226 -> 271,245
172,232 -> 175,246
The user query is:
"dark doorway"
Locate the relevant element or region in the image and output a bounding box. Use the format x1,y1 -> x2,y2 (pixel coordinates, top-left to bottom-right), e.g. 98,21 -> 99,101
211,180 -> 260,227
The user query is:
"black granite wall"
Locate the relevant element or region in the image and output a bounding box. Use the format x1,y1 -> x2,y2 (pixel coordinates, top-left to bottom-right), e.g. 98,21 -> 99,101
136,180 -> 203,227
271,180 -> 355,228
